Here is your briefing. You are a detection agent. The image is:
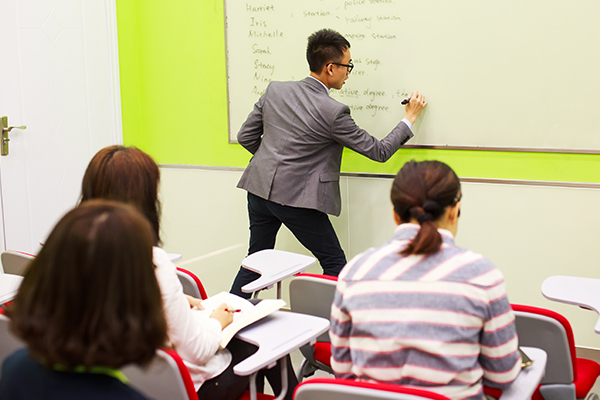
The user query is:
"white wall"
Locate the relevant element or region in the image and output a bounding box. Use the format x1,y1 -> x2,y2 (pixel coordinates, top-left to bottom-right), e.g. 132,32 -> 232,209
159,166 -> 600,348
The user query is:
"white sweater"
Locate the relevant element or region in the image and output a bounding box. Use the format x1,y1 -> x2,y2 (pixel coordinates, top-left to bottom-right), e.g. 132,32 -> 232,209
153,247 -> 232,390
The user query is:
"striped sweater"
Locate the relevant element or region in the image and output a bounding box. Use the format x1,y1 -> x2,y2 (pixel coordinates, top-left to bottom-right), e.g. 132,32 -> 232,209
330,224 -> 521,400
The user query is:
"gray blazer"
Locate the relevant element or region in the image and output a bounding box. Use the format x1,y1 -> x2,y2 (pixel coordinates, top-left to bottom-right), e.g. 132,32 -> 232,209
237,77 -> 413,216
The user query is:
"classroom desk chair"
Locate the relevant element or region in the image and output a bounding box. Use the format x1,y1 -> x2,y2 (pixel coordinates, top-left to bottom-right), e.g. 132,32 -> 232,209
508,304 -> 600,400
0,274 -> 23,305
128,311 -> 327,400
123,348 -> 198,400
127,311 -> 328,400
0,312 -> 25,377
240,249 -> 316,299
541,275 -> 600,334
297,347 -> 546,400
289,273 -> 337,380
124,347 -> 277,400
235,310 -> 330,400
176,267 -> 208,300
0,250 -> 34,275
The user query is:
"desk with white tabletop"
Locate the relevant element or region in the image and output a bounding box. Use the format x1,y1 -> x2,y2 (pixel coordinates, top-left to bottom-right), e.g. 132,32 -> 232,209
234,311 -> 329,400
542,275 -> 600,334
241,249 -> 316,298
0,274 -> 23,304
499,347 -> 547,400
167,253 -> 182,263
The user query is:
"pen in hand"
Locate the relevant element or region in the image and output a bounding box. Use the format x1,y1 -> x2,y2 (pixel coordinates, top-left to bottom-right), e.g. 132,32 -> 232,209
227,308 -> 242,313
401,96 -> 412,105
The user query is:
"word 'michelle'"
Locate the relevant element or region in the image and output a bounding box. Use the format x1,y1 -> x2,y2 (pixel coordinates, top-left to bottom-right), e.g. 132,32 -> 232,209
248,29 -> 283,38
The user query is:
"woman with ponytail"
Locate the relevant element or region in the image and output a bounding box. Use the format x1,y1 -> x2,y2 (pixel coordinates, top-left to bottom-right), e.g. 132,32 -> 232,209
330,160 -> 521,400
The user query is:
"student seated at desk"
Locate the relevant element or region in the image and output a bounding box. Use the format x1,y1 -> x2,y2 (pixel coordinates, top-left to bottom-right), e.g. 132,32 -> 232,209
0,201 -> 166,400
330,160 -> 521,400
80,145 -> 297,400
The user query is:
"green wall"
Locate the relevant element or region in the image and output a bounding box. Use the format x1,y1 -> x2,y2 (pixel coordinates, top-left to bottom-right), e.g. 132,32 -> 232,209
116,0 -> 600,183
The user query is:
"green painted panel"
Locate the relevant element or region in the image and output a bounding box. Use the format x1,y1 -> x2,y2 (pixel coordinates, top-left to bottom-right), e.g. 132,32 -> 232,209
342,148 -> 600,183
116,0 -> 142,148
116,0 -> 600,183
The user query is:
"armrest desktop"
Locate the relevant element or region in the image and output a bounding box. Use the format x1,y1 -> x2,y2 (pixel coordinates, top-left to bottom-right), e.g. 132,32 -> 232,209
499,347 -> 547,400
240,250 -> 316,296
233,311 -> 329,376
0,274 -> 23,304
542,275 -> 600,334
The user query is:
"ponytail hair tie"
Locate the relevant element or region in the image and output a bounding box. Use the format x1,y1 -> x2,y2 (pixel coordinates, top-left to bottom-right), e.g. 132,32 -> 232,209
417,214 -> 433,224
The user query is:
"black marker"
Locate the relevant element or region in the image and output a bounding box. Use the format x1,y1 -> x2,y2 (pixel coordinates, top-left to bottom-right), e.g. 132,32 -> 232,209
401,96 -> 412,105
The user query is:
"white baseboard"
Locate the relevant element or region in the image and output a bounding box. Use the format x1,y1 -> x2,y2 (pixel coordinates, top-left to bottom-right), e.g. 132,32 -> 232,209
577,346 -> 600,363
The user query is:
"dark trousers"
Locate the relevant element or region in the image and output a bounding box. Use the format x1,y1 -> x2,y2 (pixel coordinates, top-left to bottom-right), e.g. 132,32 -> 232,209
230,192 -> 347,298
197,338 -> 297,400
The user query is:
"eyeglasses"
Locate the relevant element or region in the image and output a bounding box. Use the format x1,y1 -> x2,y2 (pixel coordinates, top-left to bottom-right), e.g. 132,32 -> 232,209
327,62 -> 354,73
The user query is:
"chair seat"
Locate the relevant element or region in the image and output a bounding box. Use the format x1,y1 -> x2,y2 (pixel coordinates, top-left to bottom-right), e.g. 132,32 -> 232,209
314,342 -> 331,367
575,358 -> 600,399
294,378 -> 452,400
483,357 -> 600,400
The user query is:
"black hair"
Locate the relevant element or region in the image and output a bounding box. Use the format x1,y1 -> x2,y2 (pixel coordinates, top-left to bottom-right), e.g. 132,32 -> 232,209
306,29 -> 351,73
391,160 -> 462,256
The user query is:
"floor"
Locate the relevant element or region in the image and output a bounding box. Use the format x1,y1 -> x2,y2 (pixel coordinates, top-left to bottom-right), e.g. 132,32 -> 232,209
263,348 -> 332,396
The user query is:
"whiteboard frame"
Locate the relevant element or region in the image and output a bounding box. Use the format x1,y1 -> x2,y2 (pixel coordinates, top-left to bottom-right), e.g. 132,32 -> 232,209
223,1 -> 600,153
402,145 -> 600,155
158,164 -> 600,190
224,0 -> 235,144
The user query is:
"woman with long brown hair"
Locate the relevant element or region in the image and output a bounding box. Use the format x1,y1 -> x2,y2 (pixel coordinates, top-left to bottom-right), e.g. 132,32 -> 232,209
330,160 -> 521,400
0,201 -> 167,399
80,145 -> 296,400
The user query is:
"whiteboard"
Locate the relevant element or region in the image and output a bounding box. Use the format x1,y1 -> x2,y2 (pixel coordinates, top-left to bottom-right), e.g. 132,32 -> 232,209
225,0 -> 600,152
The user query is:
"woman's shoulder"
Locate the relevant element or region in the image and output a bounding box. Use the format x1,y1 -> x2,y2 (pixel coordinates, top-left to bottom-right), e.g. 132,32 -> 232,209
72,374 -> 150,400
1,348 -> 38,377
152,247 -> 176,274
0,349 -> 149,400
152,246 -> 169,262
440,245 -> 505,287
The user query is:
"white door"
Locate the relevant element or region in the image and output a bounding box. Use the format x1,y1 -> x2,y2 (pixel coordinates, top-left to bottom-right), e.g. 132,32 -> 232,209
0,0 -> 122,254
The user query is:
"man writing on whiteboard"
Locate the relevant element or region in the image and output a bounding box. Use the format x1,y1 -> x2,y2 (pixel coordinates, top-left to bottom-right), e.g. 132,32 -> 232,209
231,28 -> 427,298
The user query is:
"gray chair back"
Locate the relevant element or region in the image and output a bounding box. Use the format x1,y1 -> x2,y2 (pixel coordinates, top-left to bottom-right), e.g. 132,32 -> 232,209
176,269 -> 202,299
289,274 -> 337,343
122,349 -> 193,400
1,251 -> 34,275
0,314 -> 26,376
513,310 -> 574,384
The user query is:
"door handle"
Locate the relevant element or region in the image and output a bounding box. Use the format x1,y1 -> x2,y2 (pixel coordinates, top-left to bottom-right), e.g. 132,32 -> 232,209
1,116 -> 27,156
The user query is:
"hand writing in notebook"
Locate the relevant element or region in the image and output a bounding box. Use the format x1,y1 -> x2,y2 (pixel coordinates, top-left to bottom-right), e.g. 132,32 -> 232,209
210,303 -> 234,330
192,292 -> 286,348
